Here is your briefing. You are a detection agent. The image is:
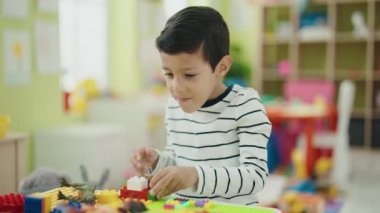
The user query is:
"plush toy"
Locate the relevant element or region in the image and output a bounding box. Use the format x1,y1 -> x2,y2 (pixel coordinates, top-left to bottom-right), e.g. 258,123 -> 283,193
19,167 -> 72,194
19,165 -> 110,194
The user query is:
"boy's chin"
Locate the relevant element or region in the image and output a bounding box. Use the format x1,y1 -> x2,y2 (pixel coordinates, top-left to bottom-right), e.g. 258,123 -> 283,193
179,105 -> 199,113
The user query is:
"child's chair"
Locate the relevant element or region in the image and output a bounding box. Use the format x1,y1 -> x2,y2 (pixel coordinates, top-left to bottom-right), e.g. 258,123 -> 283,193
297,80 -> 355,189
276,80 -> 335,166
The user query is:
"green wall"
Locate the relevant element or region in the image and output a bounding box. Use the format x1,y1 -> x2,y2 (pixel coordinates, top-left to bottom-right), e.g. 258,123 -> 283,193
0,0 -> 81,172
109,0 -> 142,97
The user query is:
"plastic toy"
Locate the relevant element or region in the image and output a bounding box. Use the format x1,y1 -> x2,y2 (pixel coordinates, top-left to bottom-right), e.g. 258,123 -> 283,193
118,199 -> 148,213
126,176 -> 148,191
162,198 -> 214,211
0,115 -> 10,139
58,178 -> 96,204
119,176 -> 156,201
24,187 -> 77,213
314,157 -> 332,189
0,193 -> 24,213
278,191 -> 324,213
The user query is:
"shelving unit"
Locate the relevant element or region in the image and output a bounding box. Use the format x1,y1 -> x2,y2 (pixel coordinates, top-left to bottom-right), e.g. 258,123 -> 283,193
256,0 -> 380,149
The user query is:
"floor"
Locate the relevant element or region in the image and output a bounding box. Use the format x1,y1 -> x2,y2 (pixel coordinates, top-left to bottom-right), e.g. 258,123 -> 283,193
340,149 -> 380,213
258,148 -> 380,212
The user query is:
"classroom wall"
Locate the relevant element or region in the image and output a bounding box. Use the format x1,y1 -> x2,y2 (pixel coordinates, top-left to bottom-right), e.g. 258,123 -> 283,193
0,0 -> 81,172
108,0 -> 142,97
0,0 -> 260,172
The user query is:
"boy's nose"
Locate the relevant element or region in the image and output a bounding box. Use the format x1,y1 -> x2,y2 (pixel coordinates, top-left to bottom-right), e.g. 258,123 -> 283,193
172,77 -> 185,93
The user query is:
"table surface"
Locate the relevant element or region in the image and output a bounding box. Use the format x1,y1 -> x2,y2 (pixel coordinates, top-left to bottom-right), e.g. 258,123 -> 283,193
146,200 -> 281,213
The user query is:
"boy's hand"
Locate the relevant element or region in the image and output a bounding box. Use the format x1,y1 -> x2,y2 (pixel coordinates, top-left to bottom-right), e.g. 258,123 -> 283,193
130,147 -> 159,175
149,166 -> 198,198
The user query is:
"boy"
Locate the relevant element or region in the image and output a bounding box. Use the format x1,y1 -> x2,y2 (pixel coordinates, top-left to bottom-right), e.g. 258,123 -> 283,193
131,6 -> 271,205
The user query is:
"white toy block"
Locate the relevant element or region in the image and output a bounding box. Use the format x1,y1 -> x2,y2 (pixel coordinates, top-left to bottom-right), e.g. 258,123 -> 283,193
127,176 -> 148,191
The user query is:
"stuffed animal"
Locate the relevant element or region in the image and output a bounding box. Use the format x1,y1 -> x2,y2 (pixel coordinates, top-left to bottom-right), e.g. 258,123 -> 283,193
19,167 -> 72,194
19,165 -> 110,194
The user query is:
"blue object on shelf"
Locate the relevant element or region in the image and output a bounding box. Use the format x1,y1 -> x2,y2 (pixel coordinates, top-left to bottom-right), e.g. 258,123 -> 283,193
299,12 -> 328,29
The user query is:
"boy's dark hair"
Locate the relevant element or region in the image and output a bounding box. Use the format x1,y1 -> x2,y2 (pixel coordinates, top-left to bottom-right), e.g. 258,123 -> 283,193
156,6 -> 229,71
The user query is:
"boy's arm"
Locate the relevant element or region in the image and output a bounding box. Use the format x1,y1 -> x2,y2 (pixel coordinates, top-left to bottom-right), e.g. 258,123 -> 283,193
148,118 -> 177,175
193,89 -> 272,197
148,145 -> 176,175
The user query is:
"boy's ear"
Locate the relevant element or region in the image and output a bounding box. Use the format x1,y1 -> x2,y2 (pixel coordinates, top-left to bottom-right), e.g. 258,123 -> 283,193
215,55 -> 233,78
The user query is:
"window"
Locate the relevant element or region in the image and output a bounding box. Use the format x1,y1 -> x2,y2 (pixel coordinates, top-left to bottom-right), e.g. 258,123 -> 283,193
59,0 -> 108,92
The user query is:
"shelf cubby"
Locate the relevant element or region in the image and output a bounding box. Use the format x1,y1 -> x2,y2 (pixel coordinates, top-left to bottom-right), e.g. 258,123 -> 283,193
298,43 -> 327,77
336,2 -> 368,33
353,80 -> 366,110
263,43 -> 290,78
335,42 -> 367,79
349,118 -> 365,147
263,5 -> 291,38
371,119 -> 380,148
375,2 -> 380,34
262,81 -> 284,97
374,41 -> 380,79
372,81 -> 380,116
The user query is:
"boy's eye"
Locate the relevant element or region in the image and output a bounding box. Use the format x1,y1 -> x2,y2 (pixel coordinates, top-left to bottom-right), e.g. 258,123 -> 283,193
184,74 -> 196,78
164,73 -> 174,78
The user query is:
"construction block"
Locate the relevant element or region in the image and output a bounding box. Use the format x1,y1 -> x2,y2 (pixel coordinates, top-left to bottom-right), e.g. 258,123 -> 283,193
0,193 -> 24,213
24,187 -> 77,213
120,187 -> 148,200
147,191 -> 157,201
126,176 -> 148,191
24,194 -> 50,213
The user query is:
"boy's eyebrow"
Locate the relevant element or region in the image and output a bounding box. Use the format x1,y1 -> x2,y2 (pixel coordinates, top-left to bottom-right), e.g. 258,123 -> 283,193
162,66 -> 196,72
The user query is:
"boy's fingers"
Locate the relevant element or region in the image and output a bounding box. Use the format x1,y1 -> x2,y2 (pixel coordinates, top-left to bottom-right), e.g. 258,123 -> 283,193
149,170 -> 169,193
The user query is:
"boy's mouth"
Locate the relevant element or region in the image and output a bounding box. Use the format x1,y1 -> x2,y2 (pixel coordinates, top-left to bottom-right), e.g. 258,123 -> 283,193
177,98 -> 191,104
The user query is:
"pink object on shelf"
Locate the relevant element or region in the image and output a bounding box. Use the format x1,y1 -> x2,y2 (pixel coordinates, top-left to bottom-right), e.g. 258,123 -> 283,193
284,79 -> 335,104
278,60 -> 293,77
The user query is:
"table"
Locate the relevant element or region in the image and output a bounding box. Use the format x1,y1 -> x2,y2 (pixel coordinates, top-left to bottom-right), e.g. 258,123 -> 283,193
265,103 -> 336,177
147,200 -> 281,212
0,133 -> 28,194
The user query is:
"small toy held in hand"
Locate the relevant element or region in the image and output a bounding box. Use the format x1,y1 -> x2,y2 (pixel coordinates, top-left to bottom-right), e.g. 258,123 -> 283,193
120,176 -> 156,201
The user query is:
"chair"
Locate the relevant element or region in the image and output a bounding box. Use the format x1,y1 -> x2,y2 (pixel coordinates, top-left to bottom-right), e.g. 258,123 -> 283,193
297,80 -> 355,189
275,80 -> 335,166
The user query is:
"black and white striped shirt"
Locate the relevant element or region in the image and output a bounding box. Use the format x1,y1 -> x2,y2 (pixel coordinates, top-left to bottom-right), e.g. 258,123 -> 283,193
152,84 -> 271,205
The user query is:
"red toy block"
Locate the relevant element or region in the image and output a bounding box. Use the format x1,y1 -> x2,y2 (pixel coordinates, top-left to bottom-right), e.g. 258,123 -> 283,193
120,187 -> 148,200
0,193 -> 24,213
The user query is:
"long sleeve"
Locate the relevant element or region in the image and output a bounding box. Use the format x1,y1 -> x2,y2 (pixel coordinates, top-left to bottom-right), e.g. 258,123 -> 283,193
149,115 -> 176,175
192,88 -> 271,199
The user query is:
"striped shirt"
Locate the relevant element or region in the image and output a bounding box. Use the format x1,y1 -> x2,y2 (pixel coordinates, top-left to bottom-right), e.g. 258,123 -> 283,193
151,84 -> 272,205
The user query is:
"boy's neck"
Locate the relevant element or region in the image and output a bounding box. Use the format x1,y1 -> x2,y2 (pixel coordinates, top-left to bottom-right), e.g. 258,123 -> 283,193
202,83 -> 232,108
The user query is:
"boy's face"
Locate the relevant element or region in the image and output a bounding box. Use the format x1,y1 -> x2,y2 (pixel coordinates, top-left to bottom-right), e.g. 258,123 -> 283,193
160,48 -> 229,113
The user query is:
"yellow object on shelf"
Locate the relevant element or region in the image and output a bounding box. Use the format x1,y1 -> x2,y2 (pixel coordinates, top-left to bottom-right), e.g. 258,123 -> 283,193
0,115 -> 10,139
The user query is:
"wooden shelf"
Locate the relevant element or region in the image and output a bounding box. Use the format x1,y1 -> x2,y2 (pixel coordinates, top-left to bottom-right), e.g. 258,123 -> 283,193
335,70 -> 367,80
263,37 -> 294,44
335,0 -> 371,3
373,72 -> 380,81
372,109 -> 380,119
262,1 -> 293,7
352,109 -> 367,118
335,33 -> 369,42
298,37 -> 331,43
263,75 -> 285,81
375,32 -> 380,41
257,0 -> 379,148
